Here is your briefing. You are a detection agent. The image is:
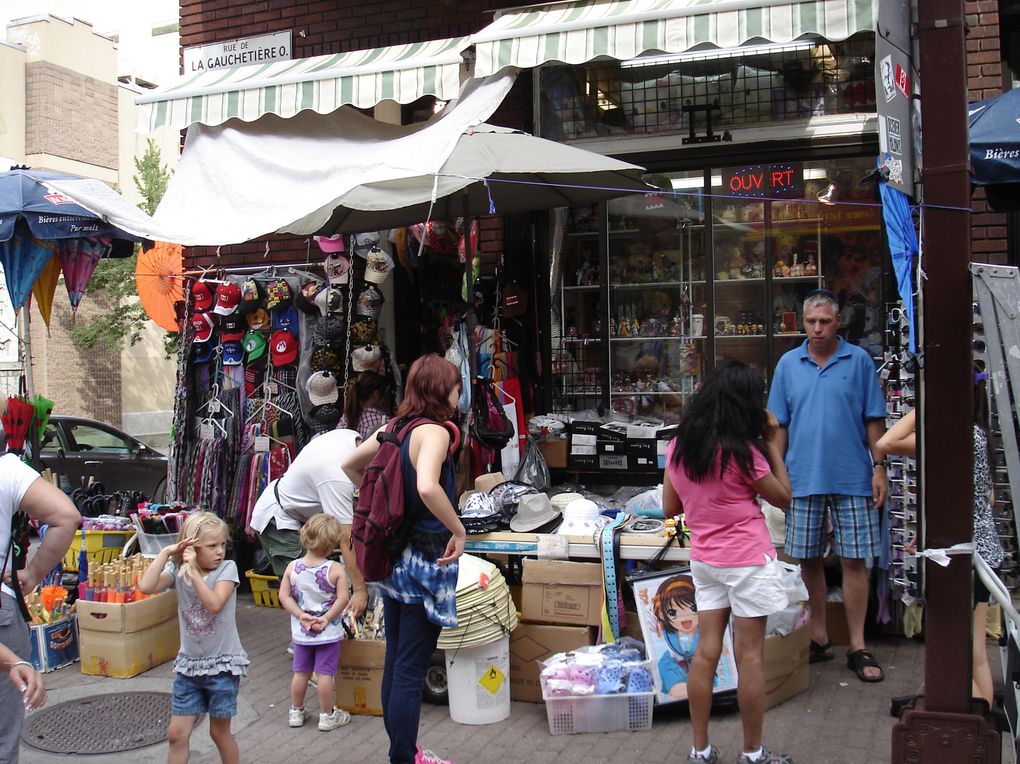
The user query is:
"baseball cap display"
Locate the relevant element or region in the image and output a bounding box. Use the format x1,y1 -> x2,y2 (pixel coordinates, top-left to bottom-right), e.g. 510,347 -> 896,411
313,315 -> 346,346
352,231 -> 381,258
351,344 -> 382,373
270,329 -> 299,366
364,248 -> 395,285
246,307 -> 271,331
309,403 -> 341,433
295,281 -> 322,315
219,314 -> 245,342
314,234 -> 345,254
273,304 -> 299,336
193,280 -> 213,312
306,370 -> 339,405
315,286 -> 345,317
192,312 -> 215,343
324,253 -> 351,285
222,340 -> 243,365
212,282 -> 241,315
192,342 -> 213,364
242,330 -> 268,363
350,318 -> 378,344
238,278 -> 265,315
265,278 -> 293,310
355,285 -> 383,320
310,347 -> 342,376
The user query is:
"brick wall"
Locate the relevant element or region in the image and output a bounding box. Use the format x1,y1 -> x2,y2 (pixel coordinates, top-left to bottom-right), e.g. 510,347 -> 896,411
24,61 -> 119,170
966,0 -> 1009,264
178,0 -> 530,272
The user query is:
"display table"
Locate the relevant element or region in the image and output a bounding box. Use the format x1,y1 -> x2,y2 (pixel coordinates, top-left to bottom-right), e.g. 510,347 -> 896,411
464,532 -> 689,562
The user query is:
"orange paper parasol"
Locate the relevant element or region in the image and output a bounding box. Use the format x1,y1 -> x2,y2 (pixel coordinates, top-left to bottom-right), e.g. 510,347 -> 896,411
31,253 -> 60,329
136,241 -> 184,332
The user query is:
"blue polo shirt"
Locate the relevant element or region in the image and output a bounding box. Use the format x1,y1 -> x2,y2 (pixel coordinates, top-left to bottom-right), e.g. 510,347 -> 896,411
767,337 -> 886,497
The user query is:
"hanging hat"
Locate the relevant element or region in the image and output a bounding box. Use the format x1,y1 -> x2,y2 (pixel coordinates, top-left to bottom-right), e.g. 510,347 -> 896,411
510,493 -> 561,533
350,317 -> 378,344
310,347 -> 342,376
355,285 -> 383,320
270,329 -> 298,366
242,330 -> 267,363
265,278 -> 293,310
273,304 -> 300,336
193,280 -> 213,312
324,253 -> 351,285
352,231 -> 381,258
192,312 -> 215,343
315,286 -> 345,317
364,247 -> 395,285
219,314 -> 245,342
295,281 -> 323,315
350,344 -> 382,373
212,282 -> 241,315
306,370 -> 339,406
556,498 -> 605,536
309,403 -> 341,433
314,234 -> 345,254
222,340 -> 243,365
238,277 -> 265,315
246,307 -> 271,331
313,315 -> 346,346
192,342 -> 213,364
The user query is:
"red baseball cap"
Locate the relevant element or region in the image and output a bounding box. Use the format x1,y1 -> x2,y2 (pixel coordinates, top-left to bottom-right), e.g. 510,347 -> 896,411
192,312 -> 215,343
193,280 -> 213,311
270,330 -> 298,366
212,282 -> 241,315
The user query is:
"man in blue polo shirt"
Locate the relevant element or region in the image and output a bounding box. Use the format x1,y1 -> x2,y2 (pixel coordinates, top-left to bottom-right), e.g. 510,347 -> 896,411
767,289 -> 887,683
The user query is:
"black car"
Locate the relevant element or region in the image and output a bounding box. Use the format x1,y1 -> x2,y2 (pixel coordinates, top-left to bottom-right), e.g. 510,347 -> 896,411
37,416 -> 168,500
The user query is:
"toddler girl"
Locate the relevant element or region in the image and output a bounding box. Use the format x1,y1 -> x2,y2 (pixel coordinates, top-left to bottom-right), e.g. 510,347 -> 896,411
278,513 -> 351,731
139,511 -> 249,764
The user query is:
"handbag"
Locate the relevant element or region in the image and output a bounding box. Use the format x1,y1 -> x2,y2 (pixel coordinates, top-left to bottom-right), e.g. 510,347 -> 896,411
471,377 -> 515,451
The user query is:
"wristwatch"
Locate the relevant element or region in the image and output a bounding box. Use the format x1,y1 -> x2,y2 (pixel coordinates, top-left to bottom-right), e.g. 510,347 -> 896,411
873,459 -> 888,469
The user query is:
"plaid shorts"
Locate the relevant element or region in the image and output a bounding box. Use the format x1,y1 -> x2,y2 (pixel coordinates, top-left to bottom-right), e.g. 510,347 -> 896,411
785,494 -> 882,560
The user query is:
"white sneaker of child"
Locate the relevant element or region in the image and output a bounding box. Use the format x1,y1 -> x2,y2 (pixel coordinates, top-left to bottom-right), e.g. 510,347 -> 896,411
288,706 -> 308,727
318,707 -> 352,731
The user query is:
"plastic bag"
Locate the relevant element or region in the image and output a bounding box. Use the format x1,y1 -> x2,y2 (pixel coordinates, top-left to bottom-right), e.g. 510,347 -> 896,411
624,486 -> 664,515
514,436 -> 551,492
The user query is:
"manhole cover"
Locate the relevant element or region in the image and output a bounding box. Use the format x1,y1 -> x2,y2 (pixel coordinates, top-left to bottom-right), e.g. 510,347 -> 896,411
22,691 -> 171,754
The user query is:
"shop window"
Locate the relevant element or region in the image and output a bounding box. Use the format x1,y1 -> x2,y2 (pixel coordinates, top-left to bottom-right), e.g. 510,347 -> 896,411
537,33 -> 876,141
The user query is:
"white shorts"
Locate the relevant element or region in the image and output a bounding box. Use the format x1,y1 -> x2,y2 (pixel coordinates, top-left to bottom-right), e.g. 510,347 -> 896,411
690,555 -> 787,618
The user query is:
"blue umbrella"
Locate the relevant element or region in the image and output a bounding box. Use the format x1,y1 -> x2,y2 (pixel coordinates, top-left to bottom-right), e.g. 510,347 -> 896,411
0,168 -> 138,257
969,89 -> 1020,209
0,222 -> 57,310
879,179 -> 919,354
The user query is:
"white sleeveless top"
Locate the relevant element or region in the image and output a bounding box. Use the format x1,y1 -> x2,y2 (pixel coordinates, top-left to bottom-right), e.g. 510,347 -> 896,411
289,560 -> 344,645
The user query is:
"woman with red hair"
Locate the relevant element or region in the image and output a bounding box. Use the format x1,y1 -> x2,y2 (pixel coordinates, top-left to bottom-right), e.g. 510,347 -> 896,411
343,354 -> 465,764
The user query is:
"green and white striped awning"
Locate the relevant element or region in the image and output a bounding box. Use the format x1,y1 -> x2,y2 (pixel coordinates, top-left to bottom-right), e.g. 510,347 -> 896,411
136,37 -> 471,133
472,0 -> 876,77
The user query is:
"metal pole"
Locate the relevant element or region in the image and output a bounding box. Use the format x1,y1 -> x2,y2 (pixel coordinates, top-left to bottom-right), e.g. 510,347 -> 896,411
892,0 -> 999,759
18,307 -> 34,398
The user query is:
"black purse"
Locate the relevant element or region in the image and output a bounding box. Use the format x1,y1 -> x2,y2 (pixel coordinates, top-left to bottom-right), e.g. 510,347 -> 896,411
470,377 -> 515,451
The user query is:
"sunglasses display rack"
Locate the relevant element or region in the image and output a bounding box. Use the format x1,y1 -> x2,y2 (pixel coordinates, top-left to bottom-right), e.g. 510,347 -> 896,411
881,300 -> 921,613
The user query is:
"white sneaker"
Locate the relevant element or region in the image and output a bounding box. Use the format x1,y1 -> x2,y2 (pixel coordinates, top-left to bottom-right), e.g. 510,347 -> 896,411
318,707 -> 351,731
288,706 -> 308,727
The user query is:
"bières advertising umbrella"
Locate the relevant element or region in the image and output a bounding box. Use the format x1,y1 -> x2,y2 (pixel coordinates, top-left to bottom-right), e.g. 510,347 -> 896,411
30,253 -> 61,329
969,88 -> 1020,210
0,223 -> 57,310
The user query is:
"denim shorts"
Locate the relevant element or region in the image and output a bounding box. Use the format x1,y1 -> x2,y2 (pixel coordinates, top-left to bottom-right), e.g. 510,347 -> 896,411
172,672 -> 240,718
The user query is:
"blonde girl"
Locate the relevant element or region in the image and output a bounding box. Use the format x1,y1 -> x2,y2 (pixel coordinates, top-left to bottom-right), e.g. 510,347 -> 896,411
139,511 -> 249,764
278,514 -> 351,731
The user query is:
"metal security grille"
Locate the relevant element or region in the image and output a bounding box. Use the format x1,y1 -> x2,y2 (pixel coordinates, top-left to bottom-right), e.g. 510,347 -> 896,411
538,33 -> 876,141
22,691 -> 171,754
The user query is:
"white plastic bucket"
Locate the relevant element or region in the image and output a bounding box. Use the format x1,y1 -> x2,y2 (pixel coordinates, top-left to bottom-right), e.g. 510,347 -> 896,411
445,635 -> 511,725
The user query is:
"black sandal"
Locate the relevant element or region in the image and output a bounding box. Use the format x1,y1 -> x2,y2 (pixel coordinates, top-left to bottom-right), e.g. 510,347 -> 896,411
809,639 -> 834,664
846,649 -> 885,682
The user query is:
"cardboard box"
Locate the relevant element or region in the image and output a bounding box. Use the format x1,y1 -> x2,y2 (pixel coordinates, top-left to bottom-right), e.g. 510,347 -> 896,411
29,616 -> 79,673
336,638 -> 386,716
77,590 -> 180,678
539,438 -> 567,469
598,422 -> 628,442
627,438 -> 657,456
629,455 -> 657,471
762,623 -> 810,711
826,600 -> 851,646
596,439 -> 626,455
568,454 -> 598,469
522,558 -> 604,626
598,454 -> 628,470
509,621 -> 594,702
569,420 -> 603,437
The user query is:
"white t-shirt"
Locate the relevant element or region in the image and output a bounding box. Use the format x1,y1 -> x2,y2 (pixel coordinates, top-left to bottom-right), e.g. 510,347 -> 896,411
0,454 -> 43,597
251,429 -> 361,533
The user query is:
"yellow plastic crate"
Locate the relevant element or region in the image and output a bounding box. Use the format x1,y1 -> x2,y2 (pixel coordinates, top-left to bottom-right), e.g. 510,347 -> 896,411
63,530 -> 134,573
245,569 -> 282,608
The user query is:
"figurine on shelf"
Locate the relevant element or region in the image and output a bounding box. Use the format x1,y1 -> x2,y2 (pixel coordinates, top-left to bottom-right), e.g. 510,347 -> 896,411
671,314 -> 683,337
804,255 -> 818,276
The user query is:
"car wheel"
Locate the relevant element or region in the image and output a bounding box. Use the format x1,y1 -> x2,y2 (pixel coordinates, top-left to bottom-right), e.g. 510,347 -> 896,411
422,652 -> 448,705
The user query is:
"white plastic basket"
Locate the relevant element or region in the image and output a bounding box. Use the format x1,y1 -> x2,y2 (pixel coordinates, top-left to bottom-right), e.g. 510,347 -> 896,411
542,691 -> 654,735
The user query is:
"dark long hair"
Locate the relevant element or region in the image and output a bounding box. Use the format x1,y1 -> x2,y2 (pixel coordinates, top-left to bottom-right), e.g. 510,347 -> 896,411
670,360 -> 767,482
394,353 -> 461,422
343,371 -> 390,428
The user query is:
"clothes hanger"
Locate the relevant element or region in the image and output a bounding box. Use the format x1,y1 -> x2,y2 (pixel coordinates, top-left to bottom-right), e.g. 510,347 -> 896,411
287,266 -> 323,283
194,383 -> 222,415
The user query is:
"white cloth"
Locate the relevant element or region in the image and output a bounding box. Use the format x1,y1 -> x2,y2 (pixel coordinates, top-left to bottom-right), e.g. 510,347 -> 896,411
250,429 -> 361,534
152,72 -> 517,246
0,455 -> 41,598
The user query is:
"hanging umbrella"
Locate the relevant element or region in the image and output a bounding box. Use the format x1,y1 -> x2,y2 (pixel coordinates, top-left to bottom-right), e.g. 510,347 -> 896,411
31,394 -> 54,446
284,124 -> 653,235
968,89 -> 1020,210
2,396 -> 35,453
135,241 -> 184,332
59,236 -> 108,315
31,252 -> 61,328
0,223 -> 58,309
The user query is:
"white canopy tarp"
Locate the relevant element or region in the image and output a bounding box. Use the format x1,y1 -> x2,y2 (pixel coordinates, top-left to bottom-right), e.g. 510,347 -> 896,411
152,71 -> 517,246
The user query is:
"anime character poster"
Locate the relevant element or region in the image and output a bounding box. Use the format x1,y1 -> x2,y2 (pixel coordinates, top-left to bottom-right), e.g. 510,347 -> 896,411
632,569 -> 739,705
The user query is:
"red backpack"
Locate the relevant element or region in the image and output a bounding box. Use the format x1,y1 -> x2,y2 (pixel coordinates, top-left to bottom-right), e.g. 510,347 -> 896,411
351,417 -> 458,582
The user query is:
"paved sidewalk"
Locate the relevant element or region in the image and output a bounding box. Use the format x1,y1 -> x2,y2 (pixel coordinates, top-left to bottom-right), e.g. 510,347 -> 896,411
20,594 -> 996,764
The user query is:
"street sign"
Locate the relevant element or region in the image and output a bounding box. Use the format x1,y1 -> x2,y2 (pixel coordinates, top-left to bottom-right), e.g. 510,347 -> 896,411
183,31 -> 292,74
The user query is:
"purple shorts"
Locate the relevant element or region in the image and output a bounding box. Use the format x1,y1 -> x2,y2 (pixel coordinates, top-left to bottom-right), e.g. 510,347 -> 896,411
292,640 -> 341,676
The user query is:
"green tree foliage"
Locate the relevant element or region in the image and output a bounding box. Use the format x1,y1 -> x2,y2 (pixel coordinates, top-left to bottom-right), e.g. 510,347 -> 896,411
70,139 -> 175,354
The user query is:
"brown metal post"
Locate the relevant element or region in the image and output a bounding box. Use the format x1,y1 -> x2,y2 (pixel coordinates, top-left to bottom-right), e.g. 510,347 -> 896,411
891,0 -> 1000,760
